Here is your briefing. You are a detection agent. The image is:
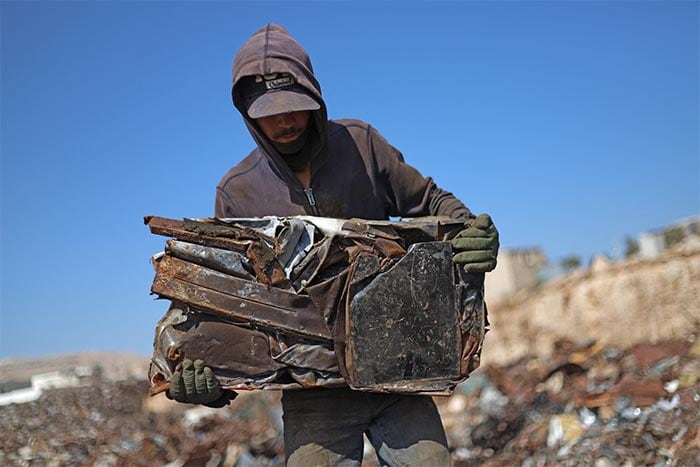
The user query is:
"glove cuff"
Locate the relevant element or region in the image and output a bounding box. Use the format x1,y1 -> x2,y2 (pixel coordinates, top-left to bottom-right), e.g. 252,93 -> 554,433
203,390 -> 238,408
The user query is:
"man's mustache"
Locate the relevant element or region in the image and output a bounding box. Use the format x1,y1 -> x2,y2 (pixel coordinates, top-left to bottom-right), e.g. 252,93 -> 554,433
273,127 -> 303,139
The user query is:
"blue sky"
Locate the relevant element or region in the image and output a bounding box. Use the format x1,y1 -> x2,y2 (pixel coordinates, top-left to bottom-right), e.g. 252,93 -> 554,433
1,1 -> 698,358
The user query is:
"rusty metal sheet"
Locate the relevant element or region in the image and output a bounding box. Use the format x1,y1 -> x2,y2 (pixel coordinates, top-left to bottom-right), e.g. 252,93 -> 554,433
143,216 -> 250,252
455,267 -> 488,376
341,216 -> 465,244
151,256 -> 332,341
146,216 -> 293,287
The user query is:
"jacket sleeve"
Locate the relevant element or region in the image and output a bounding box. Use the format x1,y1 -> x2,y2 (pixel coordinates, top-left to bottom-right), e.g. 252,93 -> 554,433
368,126 -> 473,221
214,187 -> 237,218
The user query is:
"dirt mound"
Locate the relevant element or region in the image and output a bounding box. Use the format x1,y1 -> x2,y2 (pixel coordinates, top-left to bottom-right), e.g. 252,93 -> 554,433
0,352 -> 149,383
483,240 -> 700,367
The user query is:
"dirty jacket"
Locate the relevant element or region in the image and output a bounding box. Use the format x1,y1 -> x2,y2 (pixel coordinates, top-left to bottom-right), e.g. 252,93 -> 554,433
216,23 -> 472,222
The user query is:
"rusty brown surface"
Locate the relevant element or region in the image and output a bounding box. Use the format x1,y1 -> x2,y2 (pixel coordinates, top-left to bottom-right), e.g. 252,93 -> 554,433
631,340 -> 690,368
151,255 -> 332,341
614,373 -> 668,407
144,216 -> 253,253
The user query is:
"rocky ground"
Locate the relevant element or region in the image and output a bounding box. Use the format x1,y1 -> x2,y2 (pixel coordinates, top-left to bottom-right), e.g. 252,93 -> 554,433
1,333 -> 698,466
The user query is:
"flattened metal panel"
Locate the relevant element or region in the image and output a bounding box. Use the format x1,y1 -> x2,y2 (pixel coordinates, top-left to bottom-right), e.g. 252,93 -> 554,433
152,256 -> 332,341
347,242 -> 461,389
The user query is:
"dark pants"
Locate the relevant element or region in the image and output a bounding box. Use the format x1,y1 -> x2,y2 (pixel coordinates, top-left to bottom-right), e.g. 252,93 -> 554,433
281,387 -> 450,467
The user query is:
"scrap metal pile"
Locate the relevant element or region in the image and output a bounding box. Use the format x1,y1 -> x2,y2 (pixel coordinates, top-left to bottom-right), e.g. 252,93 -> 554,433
440,336 -> 700,466
1,336 -> 697,466
145,215 -> 487,396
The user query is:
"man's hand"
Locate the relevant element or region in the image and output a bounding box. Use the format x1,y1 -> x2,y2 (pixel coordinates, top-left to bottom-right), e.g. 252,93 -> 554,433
451,214 -> 499,273
168,359 -> 233,407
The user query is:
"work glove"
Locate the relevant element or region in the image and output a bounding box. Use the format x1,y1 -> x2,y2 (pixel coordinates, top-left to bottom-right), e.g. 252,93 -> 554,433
168,359 -> 235,408
451,214 -> 499,273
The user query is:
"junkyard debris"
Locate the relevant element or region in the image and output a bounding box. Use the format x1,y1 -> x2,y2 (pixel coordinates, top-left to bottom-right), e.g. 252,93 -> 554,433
1,335 -> 698,466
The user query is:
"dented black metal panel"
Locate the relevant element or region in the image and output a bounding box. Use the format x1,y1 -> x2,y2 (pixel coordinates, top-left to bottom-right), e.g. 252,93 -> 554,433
346,242 -> 461,390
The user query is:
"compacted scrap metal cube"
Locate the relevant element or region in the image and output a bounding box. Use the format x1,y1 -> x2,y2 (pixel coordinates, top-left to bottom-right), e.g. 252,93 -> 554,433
145,215 -> 488,397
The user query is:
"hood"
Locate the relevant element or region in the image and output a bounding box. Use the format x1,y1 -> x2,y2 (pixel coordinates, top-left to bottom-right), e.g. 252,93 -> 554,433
231,24 -> 328,178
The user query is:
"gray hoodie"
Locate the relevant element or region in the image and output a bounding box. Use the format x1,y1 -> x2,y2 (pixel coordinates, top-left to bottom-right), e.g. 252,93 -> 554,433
216,23 -> 472,221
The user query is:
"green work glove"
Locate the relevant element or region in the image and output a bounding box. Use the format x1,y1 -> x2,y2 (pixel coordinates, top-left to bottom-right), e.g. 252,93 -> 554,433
451,213 -> 499,273
169,359 -> 230,407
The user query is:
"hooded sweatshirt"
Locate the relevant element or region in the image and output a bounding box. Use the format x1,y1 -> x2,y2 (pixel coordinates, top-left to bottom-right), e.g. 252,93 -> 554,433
216,23 -> 472,221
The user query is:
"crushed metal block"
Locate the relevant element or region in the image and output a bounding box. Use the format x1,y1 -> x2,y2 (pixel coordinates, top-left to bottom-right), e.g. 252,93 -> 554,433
146,215 -> 486,396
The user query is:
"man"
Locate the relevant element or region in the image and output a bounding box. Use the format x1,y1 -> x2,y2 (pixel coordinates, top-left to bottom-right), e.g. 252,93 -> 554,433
169,23 -> 499,466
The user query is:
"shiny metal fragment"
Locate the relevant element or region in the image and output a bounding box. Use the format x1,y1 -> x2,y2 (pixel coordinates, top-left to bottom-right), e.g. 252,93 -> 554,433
165,240 -> 254,280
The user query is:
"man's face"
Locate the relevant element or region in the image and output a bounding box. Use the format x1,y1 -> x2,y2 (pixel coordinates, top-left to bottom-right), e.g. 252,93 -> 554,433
255,111 -> 310,143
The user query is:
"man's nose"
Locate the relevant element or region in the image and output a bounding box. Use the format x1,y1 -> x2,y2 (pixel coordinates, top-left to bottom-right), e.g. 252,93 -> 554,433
276,112 -> 295,127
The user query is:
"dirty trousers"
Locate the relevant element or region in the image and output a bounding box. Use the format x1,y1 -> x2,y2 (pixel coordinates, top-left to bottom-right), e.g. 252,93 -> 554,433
282,387 -> 450,467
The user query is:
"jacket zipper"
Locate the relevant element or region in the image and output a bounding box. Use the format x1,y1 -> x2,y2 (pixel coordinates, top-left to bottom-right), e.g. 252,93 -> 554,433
304,187 -> 316,207
303,186 -> 323,216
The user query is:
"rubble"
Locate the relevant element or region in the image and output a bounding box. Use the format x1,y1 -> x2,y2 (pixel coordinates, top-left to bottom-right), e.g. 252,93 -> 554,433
438,334 -> 700,467
0,373 -> 286,467
1,335 -> 697,466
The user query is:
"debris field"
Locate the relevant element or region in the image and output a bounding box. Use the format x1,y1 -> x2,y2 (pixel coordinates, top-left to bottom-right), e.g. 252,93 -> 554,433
1,335 -> 698,466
